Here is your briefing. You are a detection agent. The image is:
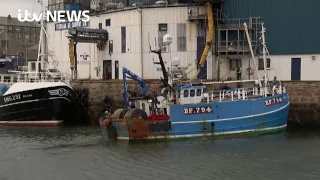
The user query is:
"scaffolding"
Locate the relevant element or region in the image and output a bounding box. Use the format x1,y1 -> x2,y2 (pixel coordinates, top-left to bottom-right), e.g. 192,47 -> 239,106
216,16 -> 262,57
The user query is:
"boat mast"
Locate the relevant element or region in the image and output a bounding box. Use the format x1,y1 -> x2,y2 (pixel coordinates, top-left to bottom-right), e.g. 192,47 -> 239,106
243,22 -> 262,88
261,23 -> 268,95
36,0 -> 45,76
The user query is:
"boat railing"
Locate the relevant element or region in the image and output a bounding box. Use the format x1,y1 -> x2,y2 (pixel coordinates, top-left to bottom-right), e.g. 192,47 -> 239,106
203,84 -> 286,103
16,71 -> 70,84
0,73 -> 18,87
165,83 -> 286,104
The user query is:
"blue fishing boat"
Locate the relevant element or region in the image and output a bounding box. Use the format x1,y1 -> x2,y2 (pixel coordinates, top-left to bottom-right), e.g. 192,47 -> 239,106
99,20 -> 290,141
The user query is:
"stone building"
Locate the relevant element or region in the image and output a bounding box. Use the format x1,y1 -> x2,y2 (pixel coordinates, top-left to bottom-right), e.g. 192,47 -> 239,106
0,15 -> 41,68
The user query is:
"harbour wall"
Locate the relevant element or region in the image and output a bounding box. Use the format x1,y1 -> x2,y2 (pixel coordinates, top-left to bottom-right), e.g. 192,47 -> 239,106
71,80 -> 320,128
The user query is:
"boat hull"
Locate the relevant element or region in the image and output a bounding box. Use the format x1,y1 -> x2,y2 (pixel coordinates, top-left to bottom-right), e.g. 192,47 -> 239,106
0,83 -> 75,127
100,93 -> 290,141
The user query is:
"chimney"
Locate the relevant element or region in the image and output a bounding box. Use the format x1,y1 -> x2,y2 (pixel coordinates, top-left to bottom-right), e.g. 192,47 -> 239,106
7,15 -> 11,21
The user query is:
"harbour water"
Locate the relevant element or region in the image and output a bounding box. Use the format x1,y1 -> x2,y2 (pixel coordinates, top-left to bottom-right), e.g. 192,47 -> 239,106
0,126 -> 319,180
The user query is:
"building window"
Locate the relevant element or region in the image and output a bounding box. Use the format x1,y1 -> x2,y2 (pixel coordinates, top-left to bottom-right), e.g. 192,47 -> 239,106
0,26 -> 4,30
25,35 -> 29,39
158,23 -> 167,51
229,59 -> 241,70
8,33 -> 12,37
159,24 -> 167,31
16,34 -> 21,38
0,52 -> 5,58
177,23 -> 186,52
258,58 -> 271,70
15,27 -> 20,31
25,27 -> 29,31
121,26 -> 126,53
31,62 -> 36,71
105,19 -> 111,26
0,40 -> 7,48
109,40 -> 113,54
8,26 -> 12,31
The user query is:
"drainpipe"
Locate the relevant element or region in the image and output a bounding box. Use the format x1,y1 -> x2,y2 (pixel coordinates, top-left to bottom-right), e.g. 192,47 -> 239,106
139,6 -> 143,78
89,44 -> 91,79
97,22 -> 102,79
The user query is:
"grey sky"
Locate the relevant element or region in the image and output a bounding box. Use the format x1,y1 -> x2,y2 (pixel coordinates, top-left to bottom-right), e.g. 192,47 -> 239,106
0,0 -> 48,17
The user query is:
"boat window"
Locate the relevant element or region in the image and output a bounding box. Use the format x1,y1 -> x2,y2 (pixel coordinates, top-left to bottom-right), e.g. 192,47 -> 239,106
183,90 -> 188,97
135,102 -> 140,109
177,90 -> 180,98
196,89 -> 202,96
190,90 -> 195,97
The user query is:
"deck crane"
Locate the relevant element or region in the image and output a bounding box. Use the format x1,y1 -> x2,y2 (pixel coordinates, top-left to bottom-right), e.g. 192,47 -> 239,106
122,67 -> 149,108
122,67 -> 165,116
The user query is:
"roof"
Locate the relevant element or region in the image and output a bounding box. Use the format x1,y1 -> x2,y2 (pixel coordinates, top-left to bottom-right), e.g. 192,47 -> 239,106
0,15 -> 40,27
174,83 -> 206,90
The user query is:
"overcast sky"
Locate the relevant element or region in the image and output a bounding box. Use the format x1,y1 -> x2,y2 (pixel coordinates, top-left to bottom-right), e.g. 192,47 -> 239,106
0,0 -> 48,17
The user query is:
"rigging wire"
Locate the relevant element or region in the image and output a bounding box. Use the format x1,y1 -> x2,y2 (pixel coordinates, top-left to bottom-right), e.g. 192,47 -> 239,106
31,0 -> 36,15
263,43 -> 281,84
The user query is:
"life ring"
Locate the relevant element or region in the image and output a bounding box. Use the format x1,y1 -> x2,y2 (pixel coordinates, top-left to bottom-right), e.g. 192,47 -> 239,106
246,67 -> 254,75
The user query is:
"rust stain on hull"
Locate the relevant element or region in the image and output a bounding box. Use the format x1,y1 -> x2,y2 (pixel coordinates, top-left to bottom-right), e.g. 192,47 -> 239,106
127,117 -> 150,140
100,108 -> 173,141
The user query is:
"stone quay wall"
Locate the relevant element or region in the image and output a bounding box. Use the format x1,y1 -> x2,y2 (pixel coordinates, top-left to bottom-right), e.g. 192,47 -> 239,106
71,80 -> 320,128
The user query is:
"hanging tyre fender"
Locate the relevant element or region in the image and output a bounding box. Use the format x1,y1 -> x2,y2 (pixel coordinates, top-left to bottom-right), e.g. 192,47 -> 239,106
82,97 -> 88,106
75,88 -> 81,98
83,88 -> 89,97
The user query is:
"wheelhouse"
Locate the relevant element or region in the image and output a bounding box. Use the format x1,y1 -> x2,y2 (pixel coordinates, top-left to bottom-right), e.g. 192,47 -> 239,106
174,84 -> 206,104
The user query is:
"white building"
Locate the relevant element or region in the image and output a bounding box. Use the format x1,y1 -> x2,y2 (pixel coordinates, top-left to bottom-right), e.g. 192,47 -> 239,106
42,0 -> 320,82
216,54 -> 320,82
45,4 -> 214,80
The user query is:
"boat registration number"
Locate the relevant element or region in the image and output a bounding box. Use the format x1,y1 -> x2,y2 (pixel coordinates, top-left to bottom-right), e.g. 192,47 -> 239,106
4,94 -> 21,103
265,97 -> 282,106
184,106 -> 212,115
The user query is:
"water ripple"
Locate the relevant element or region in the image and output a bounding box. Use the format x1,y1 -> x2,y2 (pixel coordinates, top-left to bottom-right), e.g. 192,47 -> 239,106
0,127 -> 319,179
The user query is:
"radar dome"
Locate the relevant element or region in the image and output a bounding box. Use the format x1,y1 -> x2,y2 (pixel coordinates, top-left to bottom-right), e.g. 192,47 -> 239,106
163,34 -> 172,45
172,57 -> 180,67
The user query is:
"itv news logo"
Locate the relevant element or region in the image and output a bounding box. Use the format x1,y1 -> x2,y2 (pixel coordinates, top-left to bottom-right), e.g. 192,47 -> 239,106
17,9 -> 90,22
